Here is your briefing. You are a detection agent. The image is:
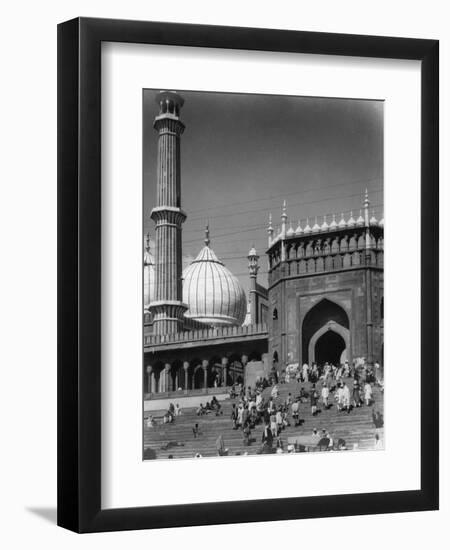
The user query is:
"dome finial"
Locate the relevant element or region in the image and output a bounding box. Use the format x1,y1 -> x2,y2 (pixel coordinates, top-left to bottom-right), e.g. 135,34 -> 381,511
204,222 -> 210,247
145,232 -> 151,251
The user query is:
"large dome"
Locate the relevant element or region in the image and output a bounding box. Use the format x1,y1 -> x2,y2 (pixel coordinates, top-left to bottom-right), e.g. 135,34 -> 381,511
182,238 -> 247,327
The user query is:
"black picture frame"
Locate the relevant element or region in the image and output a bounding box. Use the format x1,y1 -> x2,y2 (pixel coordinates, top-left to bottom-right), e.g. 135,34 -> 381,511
57,17 -> 439,533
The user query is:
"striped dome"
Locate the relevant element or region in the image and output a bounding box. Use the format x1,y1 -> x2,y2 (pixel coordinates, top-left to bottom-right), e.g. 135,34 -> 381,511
182,244 -> 247,326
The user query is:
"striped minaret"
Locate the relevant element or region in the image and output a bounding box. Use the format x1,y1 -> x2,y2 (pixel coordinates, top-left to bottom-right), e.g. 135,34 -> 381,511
149,91 -> 188,335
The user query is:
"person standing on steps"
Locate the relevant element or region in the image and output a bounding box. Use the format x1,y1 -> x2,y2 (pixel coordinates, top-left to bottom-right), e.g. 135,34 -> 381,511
291,398 -> 299,426
310,384 -> 319,416
342,382 -> 351,413
364,381 -> 373,406
302,362 -> 309,383
336,383 -> 344,411
285,392 -> 292,408
230,404 -> 238,429
261,423 -> 273,452
321,383 -> 329,409
352,380 -> 362,408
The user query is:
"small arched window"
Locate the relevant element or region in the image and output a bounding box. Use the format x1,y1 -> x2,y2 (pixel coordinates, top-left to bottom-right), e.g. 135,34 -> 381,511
272,308 -> 278,321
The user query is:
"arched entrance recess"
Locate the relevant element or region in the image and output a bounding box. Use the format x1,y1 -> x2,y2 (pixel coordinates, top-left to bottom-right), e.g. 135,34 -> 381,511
308,321 -> 350,366
193,365 -> 205,389
302,298 -> 351,366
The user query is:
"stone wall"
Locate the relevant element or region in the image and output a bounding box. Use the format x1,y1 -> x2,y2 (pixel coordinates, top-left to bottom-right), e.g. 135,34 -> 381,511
268,267 -> 383,366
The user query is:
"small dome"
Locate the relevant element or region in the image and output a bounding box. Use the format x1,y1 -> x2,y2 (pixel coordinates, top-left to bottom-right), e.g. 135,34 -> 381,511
338,213 -> 347,229
369,211 -> 378,225
379,217 -> 384,228
320,216 -> 329,232
286,223 -> 295,237
312,217 -> 321,233
303,218 -> 312,234
329,214 -> 338,230
347,211 -> 356,228
182,242 -> 247,327
356,210 -> 365,227
295,220 -> 303,235
248,245 -> 257,257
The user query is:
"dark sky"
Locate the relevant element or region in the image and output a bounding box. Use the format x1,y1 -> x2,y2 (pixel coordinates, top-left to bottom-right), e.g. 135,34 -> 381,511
143,89 -> 383,294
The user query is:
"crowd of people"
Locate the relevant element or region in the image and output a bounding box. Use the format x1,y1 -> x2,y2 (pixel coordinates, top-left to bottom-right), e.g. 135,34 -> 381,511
223,359 -> 383,455
196,395 -> 223,416
145,358 -> 384,458
145,401 -> 183,428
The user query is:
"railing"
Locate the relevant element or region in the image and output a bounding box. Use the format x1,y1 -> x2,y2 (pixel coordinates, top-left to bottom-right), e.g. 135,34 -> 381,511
144,386 -> 231,400
144,322 -> 268,347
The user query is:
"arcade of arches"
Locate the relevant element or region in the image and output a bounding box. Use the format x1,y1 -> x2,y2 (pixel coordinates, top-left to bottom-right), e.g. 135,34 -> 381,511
145,351 -> 266,395
302,299 -> 350,366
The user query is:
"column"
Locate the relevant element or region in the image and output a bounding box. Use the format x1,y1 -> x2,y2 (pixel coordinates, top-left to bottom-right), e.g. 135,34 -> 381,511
183,361 -> 189,390
164,363 -> 171,392
146,365 -> 153,394
221,357 -> 229,387
202,360 -> 209,390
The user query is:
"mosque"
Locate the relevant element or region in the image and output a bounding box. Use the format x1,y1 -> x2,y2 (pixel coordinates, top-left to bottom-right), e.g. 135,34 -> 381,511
143,91 -> 384,398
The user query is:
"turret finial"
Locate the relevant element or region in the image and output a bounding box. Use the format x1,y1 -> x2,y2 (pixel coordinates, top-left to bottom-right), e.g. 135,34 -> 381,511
364,189 -> 370,226
145,232 -> 150,250
204,222 -> 210,247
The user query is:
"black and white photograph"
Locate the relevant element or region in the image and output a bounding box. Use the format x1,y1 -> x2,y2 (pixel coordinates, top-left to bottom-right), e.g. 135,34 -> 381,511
0,0 -> 443,543
142,89 -> 385,460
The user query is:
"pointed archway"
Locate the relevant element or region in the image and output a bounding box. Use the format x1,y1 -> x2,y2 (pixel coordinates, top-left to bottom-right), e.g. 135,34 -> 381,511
308,321 -> 349,365
302,298 -> 351,366
316,331 -> 346,365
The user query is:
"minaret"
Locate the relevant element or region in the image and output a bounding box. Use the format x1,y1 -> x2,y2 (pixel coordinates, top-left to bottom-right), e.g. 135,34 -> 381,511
363,189 -> 373,363
248,245 -> 260,324
281,200 -> 287,261
267,213 -> 274,248
149,91 -> 188,335
364,189 -> 371,249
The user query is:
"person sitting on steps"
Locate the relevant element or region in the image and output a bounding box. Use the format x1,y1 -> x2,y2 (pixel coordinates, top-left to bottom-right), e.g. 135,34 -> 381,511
196,403 -> 206,416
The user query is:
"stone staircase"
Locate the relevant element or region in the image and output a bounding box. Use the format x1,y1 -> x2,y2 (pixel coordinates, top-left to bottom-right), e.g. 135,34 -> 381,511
143,378 -> 384,460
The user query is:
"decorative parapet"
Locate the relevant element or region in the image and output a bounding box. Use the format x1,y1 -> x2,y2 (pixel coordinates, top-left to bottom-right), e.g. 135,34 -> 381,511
267,224 -> 383,287
144,322 -> 268,347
